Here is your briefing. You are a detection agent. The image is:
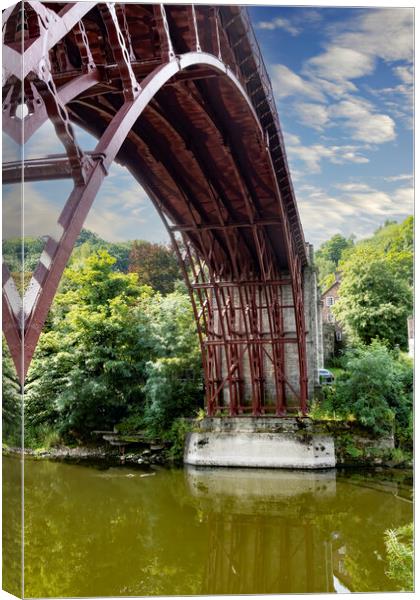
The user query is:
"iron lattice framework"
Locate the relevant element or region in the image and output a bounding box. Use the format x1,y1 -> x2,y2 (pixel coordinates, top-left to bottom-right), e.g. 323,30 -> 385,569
2,2 -> 309,415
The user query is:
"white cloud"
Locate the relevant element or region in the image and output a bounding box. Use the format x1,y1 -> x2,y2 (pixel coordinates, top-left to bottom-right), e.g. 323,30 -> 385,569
394,64 -> 413,86
296,182 -> 413,246
285,133 -> 369,173
266,8 -> 412,147
270,65 -> 397,144
85,164 -> 149,242
335,182 -> 373,192
306,45 -> 375,83
256,17 -> 300,36
393,187 -> 414,213
337,183 -> 413,217
334,9 -> 414,63
384,173 -> 413,183
300,10 -> 323,24
271,65 -> 324,102
295,102 -> 329,130
3,183 -> 67,240
330,98 -> 396,143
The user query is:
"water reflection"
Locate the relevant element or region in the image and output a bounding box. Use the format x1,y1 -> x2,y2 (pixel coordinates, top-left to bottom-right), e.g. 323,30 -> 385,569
186,466 -> 412,595
2,338 -> 23,597
6,457 -> 412,597
2,455 -> 23,597
187,467 -> 337,594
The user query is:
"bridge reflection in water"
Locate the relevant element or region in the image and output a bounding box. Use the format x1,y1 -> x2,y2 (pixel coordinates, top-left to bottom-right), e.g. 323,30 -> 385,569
185,466 -> 411,595
4,456 -> 411,597
187,467 -> 337,594
187,469 -> 336,594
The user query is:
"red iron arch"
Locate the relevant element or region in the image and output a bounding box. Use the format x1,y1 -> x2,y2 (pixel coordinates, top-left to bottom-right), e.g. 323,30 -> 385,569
2,3 -> 309,414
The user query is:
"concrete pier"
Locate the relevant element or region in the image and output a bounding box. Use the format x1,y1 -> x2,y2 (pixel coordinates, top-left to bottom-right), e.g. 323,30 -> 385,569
184,417 -> 336,469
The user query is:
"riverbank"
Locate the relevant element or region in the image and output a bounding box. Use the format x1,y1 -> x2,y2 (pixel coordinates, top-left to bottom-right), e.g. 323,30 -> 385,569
2,443 -> 168,466
3,435 -> 412,470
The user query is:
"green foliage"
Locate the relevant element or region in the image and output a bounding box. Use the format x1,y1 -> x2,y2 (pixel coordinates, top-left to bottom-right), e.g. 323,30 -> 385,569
25,251 -> 202,446
384,523 -> 413,591
316,219 -> 413,346
115,407 -> 145,436
26,251 -> 155,442
340,343 -> 412,435
165,418 -> 195,463
313,342 -> 413,438
3,236 -> 45,273
129,240 -> 182,294
72,229 -> 131,272
315,233 -> 354,290
142,291 -> 203,435
25,425 -> 61,452
143,357 -> 202,436
333,252 -> 412,348
371,217 -> 414,284
2,339 -> 22,446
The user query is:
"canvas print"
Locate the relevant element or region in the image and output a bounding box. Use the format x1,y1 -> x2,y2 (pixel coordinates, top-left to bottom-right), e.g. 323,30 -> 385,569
2,1 -> 414,597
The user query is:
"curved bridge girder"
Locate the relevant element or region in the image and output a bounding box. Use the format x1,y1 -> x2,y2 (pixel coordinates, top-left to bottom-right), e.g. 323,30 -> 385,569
2,2 -> 309,414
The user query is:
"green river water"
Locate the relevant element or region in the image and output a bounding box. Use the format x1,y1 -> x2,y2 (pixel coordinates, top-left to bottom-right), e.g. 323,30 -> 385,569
3,455 -> 413,597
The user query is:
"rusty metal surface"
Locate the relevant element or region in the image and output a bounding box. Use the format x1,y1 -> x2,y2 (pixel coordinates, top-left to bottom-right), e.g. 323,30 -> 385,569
2,2 -> 308,414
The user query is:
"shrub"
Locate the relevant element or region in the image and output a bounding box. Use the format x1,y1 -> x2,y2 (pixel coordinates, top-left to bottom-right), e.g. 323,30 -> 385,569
2,340 -> 22,446
165,418 -> 195,463
335,343 -> 412,435
143,357 -> 203,436
313,342 -> 413,439
385,523 -> 413,591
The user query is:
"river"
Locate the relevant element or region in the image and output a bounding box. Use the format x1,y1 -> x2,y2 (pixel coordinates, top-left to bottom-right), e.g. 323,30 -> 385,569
3,455 -> 412,596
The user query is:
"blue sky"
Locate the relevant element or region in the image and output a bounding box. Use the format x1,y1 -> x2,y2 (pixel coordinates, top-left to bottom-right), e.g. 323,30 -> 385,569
249,6 -> 413,245
2,6 -> 413,250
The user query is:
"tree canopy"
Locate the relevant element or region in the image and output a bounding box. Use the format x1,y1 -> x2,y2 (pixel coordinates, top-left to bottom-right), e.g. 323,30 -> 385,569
24,250 -> 202,444
316,217 -> 413,348
315,234 -> 354,290
128,240 -> 182,294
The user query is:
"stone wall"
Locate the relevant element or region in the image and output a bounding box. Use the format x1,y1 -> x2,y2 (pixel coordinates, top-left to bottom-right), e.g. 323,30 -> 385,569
212,245 -> 322,411
304,244 -> 323,398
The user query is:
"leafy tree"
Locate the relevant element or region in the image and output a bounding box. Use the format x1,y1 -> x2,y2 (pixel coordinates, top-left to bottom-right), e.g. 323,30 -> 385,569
333,249 -> 412,348
142,291 -> 203,434
25,251 -> 202,444
71,229 -> 131,272
129,240 -> 181,294
315,217 -> 413,294
319,233 -> 354,265
143,357 -> 202,435
2,338 -> 22,446
25,251 -> 156,441
327,342 -> 412,436
370,216 -> 413,284
315,233 -> 354,289
3,236 -> 45,273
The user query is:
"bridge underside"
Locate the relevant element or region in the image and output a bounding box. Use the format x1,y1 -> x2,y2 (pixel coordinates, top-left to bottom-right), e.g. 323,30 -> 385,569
2,3 -> 314,414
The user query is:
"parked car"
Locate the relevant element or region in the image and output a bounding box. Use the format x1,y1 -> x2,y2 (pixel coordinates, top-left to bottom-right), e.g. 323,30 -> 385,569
318,368 -> 335,385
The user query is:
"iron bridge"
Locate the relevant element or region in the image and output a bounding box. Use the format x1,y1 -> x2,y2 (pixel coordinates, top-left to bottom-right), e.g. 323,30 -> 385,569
2,2 -> 312,415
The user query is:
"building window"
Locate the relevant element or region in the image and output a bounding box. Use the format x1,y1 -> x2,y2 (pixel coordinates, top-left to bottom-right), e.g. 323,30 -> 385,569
326,296 -> 335,306
336,331 -> 342,341
328,313 -> 335,323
